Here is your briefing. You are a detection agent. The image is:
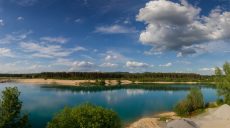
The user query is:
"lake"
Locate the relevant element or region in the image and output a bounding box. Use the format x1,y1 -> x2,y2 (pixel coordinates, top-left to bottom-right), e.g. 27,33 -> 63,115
0,83 -> 217,128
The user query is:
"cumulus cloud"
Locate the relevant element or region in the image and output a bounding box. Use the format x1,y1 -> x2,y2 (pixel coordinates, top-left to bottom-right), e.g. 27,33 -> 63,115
95,25 -> 136,34
137,0 -> 230,56
40,36 -> 69,44
126,61 -> 153,68
159,62 -> 172,67
0,48 -> 14,57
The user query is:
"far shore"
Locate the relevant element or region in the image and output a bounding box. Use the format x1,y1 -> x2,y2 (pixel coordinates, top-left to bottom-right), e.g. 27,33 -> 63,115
0,78 -> 213,86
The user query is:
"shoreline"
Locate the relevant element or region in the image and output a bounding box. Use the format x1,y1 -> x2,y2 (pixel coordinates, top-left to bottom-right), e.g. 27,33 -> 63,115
0,78 -> 213,86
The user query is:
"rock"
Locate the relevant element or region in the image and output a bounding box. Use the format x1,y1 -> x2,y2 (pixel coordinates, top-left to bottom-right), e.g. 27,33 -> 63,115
211,104 -> 230,120
166,118 -> 199,128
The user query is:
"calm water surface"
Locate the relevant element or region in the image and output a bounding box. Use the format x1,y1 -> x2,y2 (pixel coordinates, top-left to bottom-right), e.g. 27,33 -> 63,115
0,83 -> 217,128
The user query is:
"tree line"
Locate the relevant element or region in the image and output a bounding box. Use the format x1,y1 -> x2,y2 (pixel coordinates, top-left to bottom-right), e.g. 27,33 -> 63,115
0,72 -> 213,82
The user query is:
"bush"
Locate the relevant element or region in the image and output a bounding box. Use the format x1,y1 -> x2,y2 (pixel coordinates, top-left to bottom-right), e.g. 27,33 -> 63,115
47,103 -> 121,128
174,88 -> 204,116
187,88 -> 204,110
174,99 -> 192,116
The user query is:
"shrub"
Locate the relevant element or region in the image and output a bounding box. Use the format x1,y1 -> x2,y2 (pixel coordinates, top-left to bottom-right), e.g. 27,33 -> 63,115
187,88 -> 204,110
47,103 -> 121,128
174,99 -> 193,116
174,88 -> 204,116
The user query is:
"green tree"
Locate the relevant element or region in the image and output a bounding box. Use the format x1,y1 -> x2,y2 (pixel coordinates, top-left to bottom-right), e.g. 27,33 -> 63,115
0,87 -> 30,128
215,62 -> 230,105
47,103 -> 121,128
174,88 -> 204,116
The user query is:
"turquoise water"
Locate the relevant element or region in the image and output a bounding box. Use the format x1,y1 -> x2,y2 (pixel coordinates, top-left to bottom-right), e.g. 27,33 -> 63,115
0,83 -> 217,128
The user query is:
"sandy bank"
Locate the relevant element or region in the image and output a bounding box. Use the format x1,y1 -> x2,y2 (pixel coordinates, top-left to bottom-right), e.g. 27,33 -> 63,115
12,79 -> 133,86
135,81 -> 207,84
2,78 -> 208,86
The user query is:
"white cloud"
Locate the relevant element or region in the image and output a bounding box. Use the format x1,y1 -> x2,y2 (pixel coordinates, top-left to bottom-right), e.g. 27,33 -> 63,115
104,51 -> 127,62
144,49 -> 162,56
105,55 -> 118,61
0,61 -> 59,73
54,59 -> 96,71
0,48 -> 14,57
73,46 -> 87,52
199,67 -> 215,71
95,25 -> 136,34
20,41 -> 72,58
0,31 -> 32,44
17,16 -> 24,21
74,18 -> 82,23
40,37 -> 69,44
137,0 -> 230,56
0,19 -> 4,26
199,67 -> 216,75
159,62 -> 172,67
126,61 -> 153,68
100,63 -> 118,68
69,61 -> 95,71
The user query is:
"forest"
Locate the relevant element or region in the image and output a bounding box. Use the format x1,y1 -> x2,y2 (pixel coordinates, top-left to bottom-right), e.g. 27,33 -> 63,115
0,72 -> 214,82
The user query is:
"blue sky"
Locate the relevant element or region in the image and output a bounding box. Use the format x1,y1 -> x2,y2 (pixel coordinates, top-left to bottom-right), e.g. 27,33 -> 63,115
0,0 -> 230,74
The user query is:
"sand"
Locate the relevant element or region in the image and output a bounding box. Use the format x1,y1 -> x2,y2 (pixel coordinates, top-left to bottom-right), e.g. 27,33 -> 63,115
11,78 -> 134,86
1,78 -> 208,86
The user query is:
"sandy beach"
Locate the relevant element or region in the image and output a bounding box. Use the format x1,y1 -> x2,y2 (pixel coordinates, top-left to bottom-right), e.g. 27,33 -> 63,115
11,78 -> 134,86
0,78 -> 210,86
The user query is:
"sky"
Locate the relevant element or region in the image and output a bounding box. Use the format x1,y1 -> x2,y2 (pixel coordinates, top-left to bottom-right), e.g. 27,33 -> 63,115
0,0 -> 230,74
